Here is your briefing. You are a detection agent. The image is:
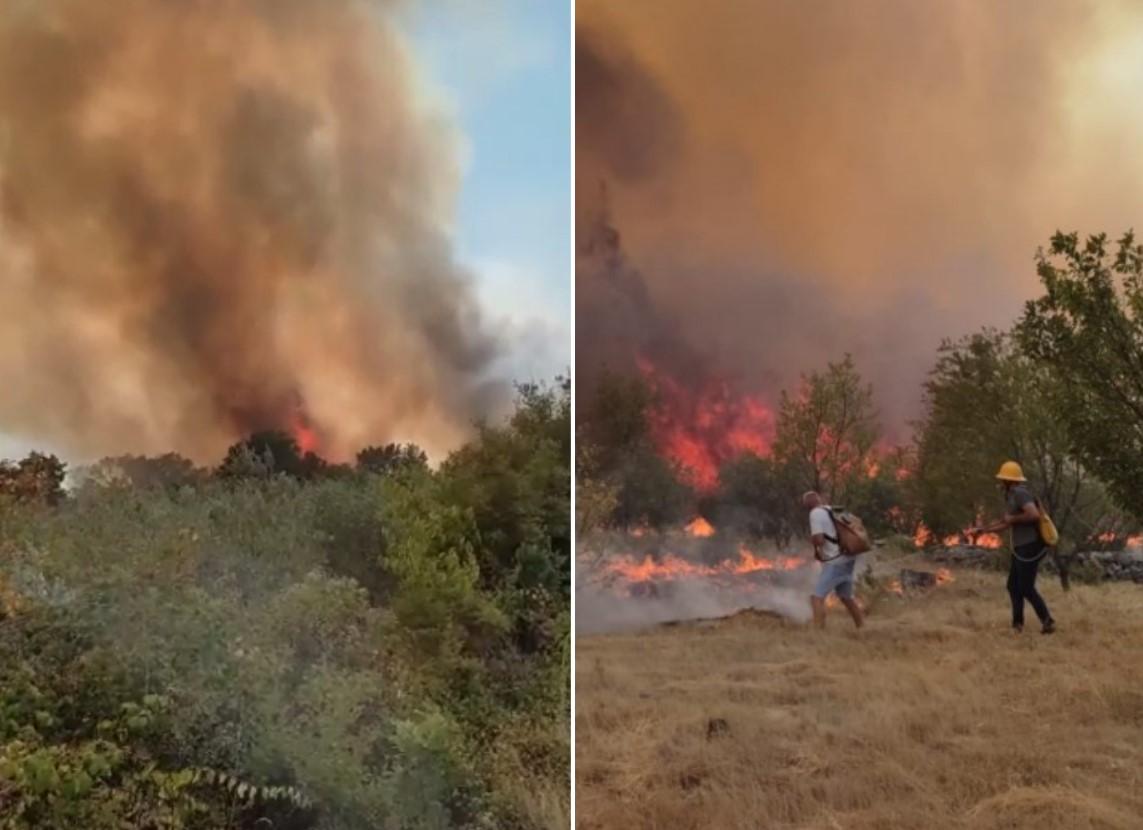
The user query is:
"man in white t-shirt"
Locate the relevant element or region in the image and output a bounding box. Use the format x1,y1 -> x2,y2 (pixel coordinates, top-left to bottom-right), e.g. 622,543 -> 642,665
803,491 -> 864,629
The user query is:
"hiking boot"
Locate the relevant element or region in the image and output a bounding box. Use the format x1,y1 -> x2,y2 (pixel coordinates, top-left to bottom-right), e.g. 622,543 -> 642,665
1012,624 -> 1023,634
1041,619 -> 1056,635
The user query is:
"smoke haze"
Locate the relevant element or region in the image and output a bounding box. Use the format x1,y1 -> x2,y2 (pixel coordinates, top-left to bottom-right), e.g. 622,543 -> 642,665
577,0 -> 1143,431
576,527 -> 825,634
0,0 -> 507,462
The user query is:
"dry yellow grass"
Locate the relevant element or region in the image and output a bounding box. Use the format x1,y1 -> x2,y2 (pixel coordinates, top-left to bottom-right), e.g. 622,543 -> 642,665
575,568 -> 1143,830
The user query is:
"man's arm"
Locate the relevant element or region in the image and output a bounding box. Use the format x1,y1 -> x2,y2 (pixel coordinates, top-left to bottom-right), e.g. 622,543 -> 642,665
976,501 -> 1040,534
811,533 -> 826,561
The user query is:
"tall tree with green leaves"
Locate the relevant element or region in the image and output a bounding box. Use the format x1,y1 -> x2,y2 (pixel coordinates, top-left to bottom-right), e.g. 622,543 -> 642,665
712,452 -> 799,544
577,371 -> 692,529
1016,230 -> 1143,517
356,443 -> 429,476
914,328 -> 1130,586
772,354 -> 879,506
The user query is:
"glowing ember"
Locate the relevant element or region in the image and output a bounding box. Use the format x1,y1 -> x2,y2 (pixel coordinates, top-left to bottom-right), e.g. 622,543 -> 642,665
913,524 -> 934,548
636,356 -> 776,491
685,516 -> 715,537
936,567 -> 955,585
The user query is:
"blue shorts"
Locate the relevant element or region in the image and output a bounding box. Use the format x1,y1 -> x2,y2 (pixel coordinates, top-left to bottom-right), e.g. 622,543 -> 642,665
813,556 -> 856,599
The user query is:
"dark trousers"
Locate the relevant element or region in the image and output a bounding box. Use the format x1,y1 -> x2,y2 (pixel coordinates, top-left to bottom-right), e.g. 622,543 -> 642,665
1007,542 -> 1052,628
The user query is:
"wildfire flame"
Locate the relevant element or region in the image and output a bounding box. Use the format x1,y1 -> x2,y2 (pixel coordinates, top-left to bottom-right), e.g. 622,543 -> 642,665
636,356 -> 775,491
913,522 -> 1002,550
685,516 -> 715,537
605,547 -> 805,584
289,410 -> 321,456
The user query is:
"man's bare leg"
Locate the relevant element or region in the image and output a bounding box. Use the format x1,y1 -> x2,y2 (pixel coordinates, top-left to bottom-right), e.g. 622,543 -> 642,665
841,596 -> 864,629
810,595 -> 826,628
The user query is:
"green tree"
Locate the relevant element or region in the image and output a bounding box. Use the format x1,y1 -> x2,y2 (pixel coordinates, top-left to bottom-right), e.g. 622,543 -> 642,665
772,355 -> 879,505
215,431 -> 336,480
577,371 -> 693,528
356,443 -> 429,476
78,453 -> 206,492
711,452 -> 799,545
845,452 -> 913,539
573,435 -> 618,538
577,370 -> 653,467
914,329 -> 1127,585
439,378 -> 571,600
1016,230 -> 1143,516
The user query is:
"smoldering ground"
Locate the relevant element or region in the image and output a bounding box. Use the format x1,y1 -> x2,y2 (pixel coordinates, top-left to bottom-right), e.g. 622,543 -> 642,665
577,0 -> 1143,431
0,0 -> 507,463
576,529 -> 828,634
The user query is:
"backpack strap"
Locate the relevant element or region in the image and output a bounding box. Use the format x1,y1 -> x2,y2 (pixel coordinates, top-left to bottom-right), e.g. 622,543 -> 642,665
822,506 -> 841,543
819,507 -> 844,560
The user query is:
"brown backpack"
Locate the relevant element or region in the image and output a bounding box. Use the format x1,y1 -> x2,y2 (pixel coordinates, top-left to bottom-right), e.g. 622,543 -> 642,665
825,507 -> 873,556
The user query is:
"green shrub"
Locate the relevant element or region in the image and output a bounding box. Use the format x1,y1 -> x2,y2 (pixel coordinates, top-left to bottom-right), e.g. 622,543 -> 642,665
0,381 -> 570,829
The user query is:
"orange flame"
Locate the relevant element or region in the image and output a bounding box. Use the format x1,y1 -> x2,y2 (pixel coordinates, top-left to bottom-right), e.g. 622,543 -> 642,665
685,516 -> 715,537
290,414 -> 320,455
606,547 -> 805,583
636,356 -> 775,491
913,522 -> 1001,549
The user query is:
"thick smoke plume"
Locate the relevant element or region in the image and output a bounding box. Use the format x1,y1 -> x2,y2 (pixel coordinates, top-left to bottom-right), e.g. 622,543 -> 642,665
578,0 -> 1143,431
0,0 -> 505,462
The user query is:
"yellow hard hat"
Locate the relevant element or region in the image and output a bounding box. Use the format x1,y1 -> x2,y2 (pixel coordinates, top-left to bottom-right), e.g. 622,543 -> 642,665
995,461 -> 1027,482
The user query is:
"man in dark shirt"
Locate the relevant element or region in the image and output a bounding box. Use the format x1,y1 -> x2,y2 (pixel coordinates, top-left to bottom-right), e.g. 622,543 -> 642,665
975,461 -> 1056,634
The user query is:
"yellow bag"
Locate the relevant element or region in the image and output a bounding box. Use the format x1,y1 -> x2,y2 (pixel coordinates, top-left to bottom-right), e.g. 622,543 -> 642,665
1036,499 -> 1059,546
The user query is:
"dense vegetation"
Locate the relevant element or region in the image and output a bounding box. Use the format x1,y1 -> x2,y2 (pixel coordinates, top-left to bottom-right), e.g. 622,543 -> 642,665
577,232 -> 1143,564
0,380 -> 570,830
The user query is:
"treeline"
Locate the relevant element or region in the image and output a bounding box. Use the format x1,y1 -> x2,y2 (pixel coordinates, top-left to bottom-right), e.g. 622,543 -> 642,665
578,232 -> 1143,560
0,379 -> 570,830
577,355 -> 912,545
0,434 -> 434,506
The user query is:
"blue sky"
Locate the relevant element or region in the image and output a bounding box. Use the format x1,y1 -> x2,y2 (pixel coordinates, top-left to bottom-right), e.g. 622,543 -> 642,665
409,1 -> 571,384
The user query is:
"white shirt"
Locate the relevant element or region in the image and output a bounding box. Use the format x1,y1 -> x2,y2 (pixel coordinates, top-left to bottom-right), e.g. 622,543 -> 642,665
809,506 -> 841,561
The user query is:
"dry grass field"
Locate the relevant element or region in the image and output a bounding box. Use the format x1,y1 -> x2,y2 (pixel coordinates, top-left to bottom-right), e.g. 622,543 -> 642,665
576,566 -> 1143,830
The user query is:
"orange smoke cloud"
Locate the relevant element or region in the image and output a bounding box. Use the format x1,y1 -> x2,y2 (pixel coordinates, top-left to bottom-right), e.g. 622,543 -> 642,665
0,0 -> 504,462
577,1 -> 1143,430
